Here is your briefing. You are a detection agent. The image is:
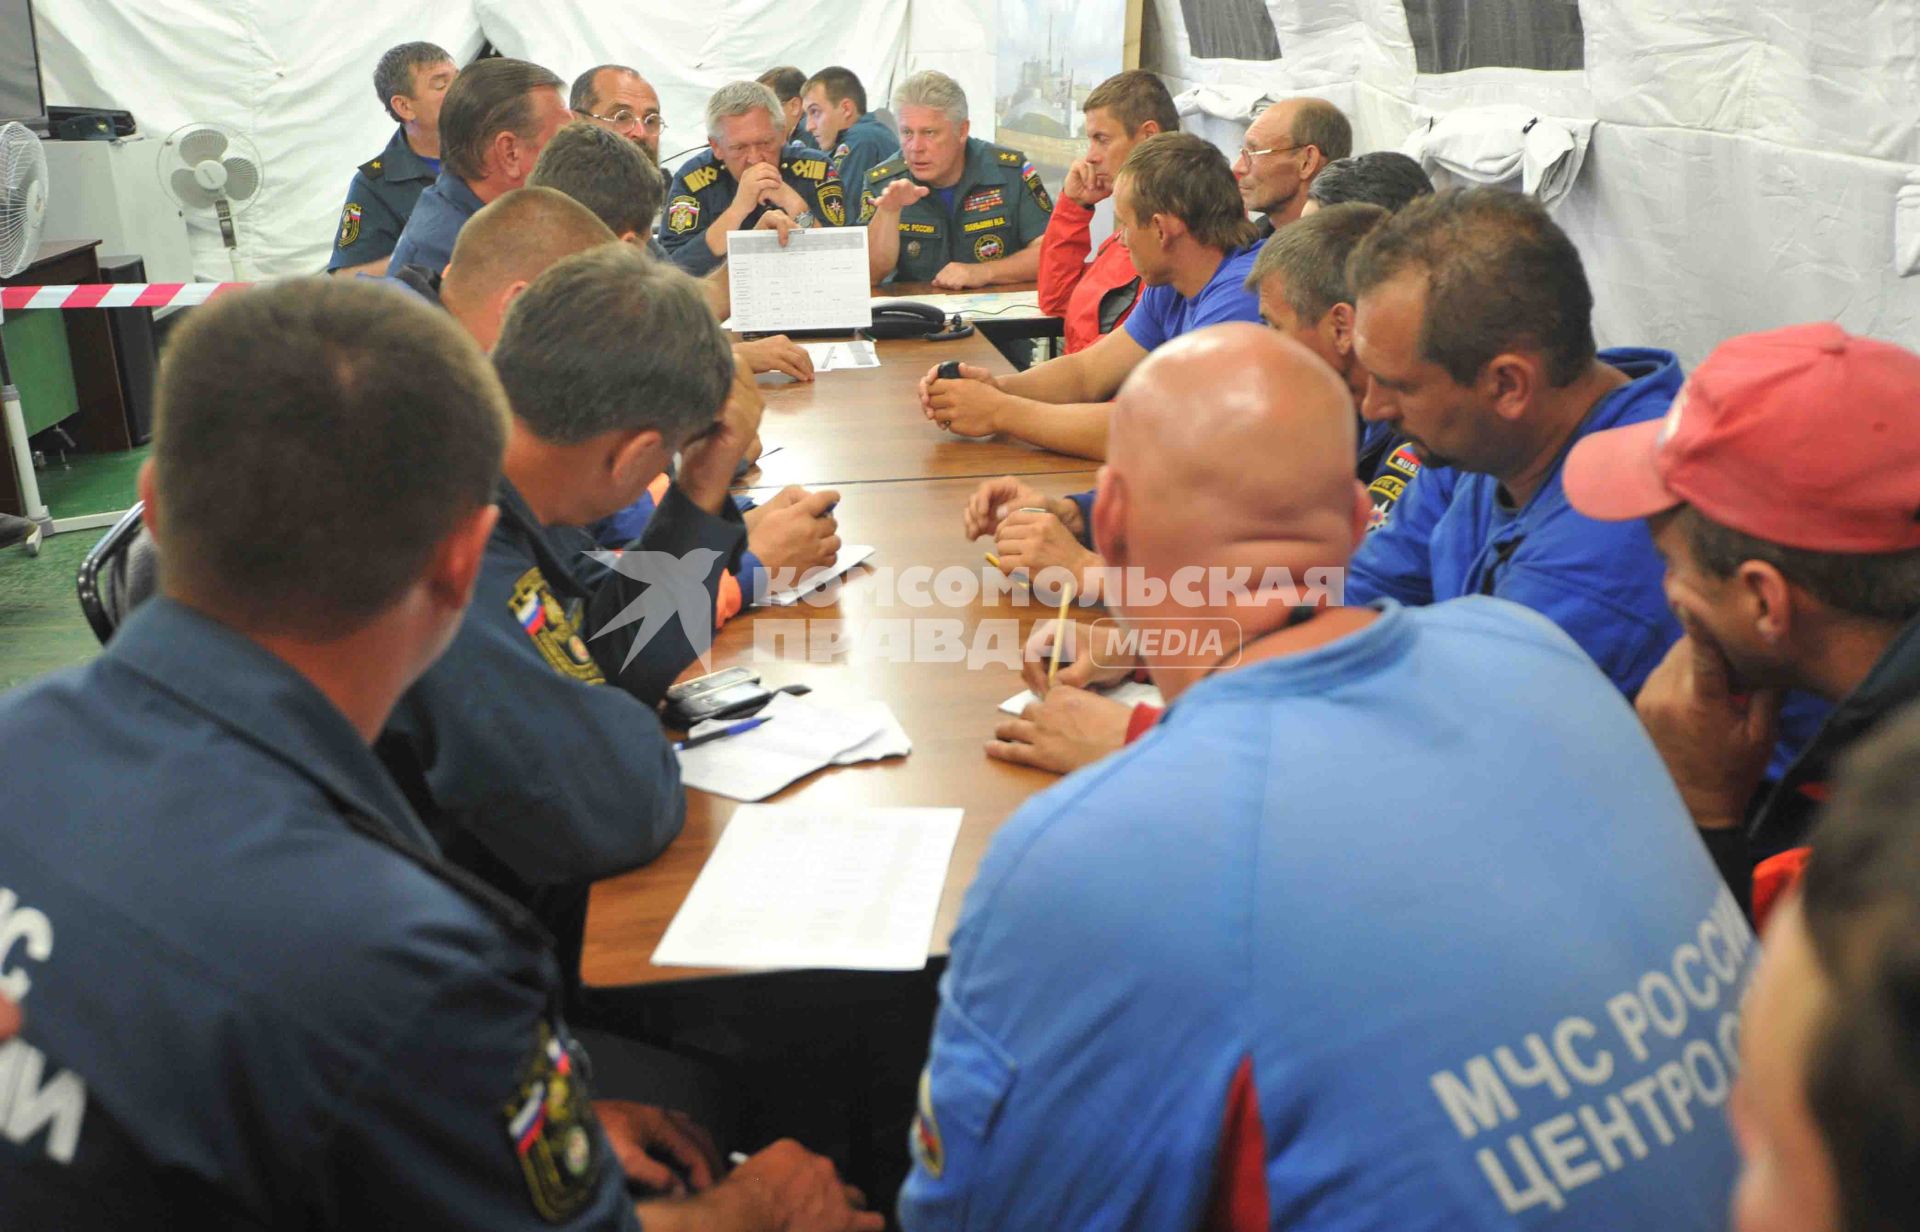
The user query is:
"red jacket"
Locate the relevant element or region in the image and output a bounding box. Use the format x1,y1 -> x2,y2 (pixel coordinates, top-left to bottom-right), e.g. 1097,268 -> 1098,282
1036,195 -> 1142,354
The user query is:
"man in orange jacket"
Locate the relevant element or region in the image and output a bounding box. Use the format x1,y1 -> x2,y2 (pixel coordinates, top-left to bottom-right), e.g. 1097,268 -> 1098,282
1036,71 -> 1180,353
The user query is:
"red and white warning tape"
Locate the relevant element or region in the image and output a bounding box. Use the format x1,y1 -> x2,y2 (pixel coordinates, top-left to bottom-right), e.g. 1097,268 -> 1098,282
0,282 -> 252,311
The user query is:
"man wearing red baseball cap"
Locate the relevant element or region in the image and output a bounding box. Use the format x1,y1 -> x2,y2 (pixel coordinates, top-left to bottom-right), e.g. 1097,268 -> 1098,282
1564,322 -> 1920,907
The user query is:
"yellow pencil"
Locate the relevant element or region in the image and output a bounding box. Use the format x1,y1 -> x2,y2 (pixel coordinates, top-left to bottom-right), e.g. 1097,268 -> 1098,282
1047,581 -> 1075,687
985,551 -> 1032,589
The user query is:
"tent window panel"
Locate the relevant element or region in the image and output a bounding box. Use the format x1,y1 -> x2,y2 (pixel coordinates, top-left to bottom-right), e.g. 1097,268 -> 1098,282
1403,0 -> 1585,73
1179,0 -> 1282,62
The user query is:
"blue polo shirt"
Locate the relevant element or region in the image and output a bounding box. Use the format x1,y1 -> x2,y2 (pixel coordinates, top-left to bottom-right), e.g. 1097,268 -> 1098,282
902,598 -> 1751,1231
1121,242 -> 1263,352
386,169 -> 486,276
1347,348 -> 1683,697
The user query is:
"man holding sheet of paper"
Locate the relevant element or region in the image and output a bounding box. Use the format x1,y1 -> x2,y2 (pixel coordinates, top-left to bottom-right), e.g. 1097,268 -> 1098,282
901,325 -> 1748,1231
660,80 -> 842,278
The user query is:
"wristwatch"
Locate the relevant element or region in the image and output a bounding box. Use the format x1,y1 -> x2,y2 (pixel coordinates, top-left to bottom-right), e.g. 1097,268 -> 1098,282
792,210 -> 818,229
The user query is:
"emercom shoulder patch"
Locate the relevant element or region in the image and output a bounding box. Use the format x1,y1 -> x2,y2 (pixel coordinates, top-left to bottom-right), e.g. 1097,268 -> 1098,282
510,569 -> 606,685
504,1022 -> 603,1222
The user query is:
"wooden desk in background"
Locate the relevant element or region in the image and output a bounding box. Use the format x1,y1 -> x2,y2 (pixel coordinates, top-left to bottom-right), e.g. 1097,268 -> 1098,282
583,329 -> 1102,988
741,331 -> 1087,489
0,240 -> 131,517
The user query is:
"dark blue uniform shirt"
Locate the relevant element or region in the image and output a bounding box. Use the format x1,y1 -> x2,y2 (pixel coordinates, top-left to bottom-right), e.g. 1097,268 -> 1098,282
379,477 -> 745,981
658,147 -> 841,277
0,599 -> 640,1229
386,169 -> 486,276
327,125 -> 440,271
825,113 -> 898,199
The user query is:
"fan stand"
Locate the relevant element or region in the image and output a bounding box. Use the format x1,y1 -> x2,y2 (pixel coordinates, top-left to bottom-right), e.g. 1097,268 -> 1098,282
0,306 -> 53,549
214,197 -> 244,281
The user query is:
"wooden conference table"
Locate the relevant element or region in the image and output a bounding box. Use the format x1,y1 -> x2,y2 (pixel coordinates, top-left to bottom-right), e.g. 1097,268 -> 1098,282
582,327 -> 1096,988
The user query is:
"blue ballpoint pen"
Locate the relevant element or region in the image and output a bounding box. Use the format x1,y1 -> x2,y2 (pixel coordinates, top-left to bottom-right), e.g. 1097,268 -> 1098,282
673,715 -> 772,752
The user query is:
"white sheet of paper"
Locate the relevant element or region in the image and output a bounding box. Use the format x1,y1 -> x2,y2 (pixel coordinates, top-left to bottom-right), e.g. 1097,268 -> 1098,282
652,805 -> 964,971
799,340 -> 880,371
677,692 -> 884,802
727,228 -> 873,333
829,700 -> 913,765
999,679 -> 1166,716
766,544 -> 875,606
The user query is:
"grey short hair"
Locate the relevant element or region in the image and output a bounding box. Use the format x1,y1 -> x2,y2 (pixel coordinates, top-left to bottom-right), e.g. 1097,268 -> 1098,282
1247,202 -> 1390,322
893,70 -> 968,125
492,245 -> 734,447
374,42 -> 452,124
706,80 -> 784,141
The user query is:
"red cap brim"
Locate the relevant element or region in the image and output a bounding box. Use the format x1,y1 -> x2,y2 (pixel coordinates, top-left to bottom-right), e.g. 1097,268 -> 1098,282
1563,419 -> 1682,523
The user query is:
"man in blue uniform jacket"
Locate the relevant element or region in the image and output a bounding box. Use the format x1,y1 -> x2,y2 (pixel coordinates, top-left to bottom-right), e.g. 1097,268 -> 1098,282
387,57 -> 572,276
380,191 -> 762,983
902,324 -> 1753,1231
802,66 -> 899,202
659,80 -> 841,277
327,41 -> 457,276
0,279 -> 873,1230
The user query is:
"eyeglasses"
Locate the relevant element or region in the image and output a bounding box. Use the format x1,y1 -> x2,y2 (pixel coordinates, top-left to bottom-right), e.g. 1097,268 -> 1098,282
580,107 -> 666,135
1236,142 -> 1311,163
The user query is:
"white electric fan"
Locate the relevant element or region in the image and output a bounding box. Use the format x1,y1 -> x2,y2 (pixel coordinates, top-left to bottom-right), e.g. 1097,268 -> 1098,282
158,123 -> 263,280
0,120 -> 51,553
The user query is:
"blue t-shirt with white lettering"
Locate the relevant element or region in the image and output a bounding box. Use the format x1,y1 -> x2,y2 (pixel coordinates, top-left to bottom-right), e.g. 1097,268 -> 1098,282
902,598 -> 1752,1232
1121,242 -> 1263,353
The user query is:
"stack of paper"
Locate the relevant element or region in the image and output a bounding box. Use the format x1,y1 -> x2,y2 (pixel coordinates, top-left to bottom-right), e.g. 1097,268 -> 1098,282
677,691 -> 910,801
652,805 -> 965,970
798,340 -> 880,371
765,544 -> 875,606
999,679 -> 1165,716
726,228 -> 872,333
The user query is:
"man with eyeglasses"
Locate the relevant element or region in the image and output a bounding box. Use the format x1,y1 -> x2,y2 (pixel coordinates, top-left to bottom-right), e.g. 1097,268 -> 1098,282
570,64 -> 668,164
1232,96 -> 1351,239
659,81 -> 839,278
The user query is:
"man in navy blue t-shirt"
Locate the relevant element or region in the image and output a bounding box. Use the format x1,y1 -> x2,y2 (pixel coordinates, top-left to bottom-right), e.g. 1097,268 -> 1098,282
906,323 -> 1752,1231
918,133 -> 1262,461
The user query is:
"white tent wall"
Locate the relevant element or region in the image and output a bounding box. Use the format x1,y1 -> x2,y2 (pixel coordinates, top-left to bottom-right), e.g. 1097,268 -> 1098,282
28,0 -> 997,280
25,0 -> 1919,361
33,2 -> 487,279
473,0 -> 916,170
1143,0 -> 1920,365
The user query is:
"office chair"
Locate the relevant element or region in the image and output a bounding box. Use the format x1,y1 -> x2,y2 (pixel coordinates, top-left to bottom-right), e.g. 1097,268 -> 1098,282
76,502 -> 157,645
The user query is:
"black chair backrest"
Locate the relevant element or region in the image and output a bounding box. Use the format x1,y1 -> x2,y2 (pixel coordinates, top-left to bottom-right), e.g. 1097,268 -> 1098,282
76,502 -> 157,645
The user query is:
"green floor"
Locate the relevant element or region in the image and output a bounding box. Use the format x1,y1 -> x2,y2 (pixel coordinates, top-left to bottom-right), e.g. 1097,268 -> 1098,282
38,446 -> 148,519
0,447 -> 146,691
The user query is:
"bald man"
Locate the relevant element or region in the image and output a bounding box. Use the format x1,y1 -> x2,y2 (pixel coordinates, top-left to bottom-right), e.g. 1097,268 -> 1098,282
1232,96 -> 1350,238
438,186 -> 835,595
902,322 -> 1750,1231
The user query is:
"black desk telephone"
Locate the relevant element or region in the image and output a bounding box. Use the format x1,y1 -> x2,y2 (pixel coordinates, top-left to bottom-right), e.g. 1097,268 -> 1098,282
735,301 -> 974,342
867,300 -> 976,341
